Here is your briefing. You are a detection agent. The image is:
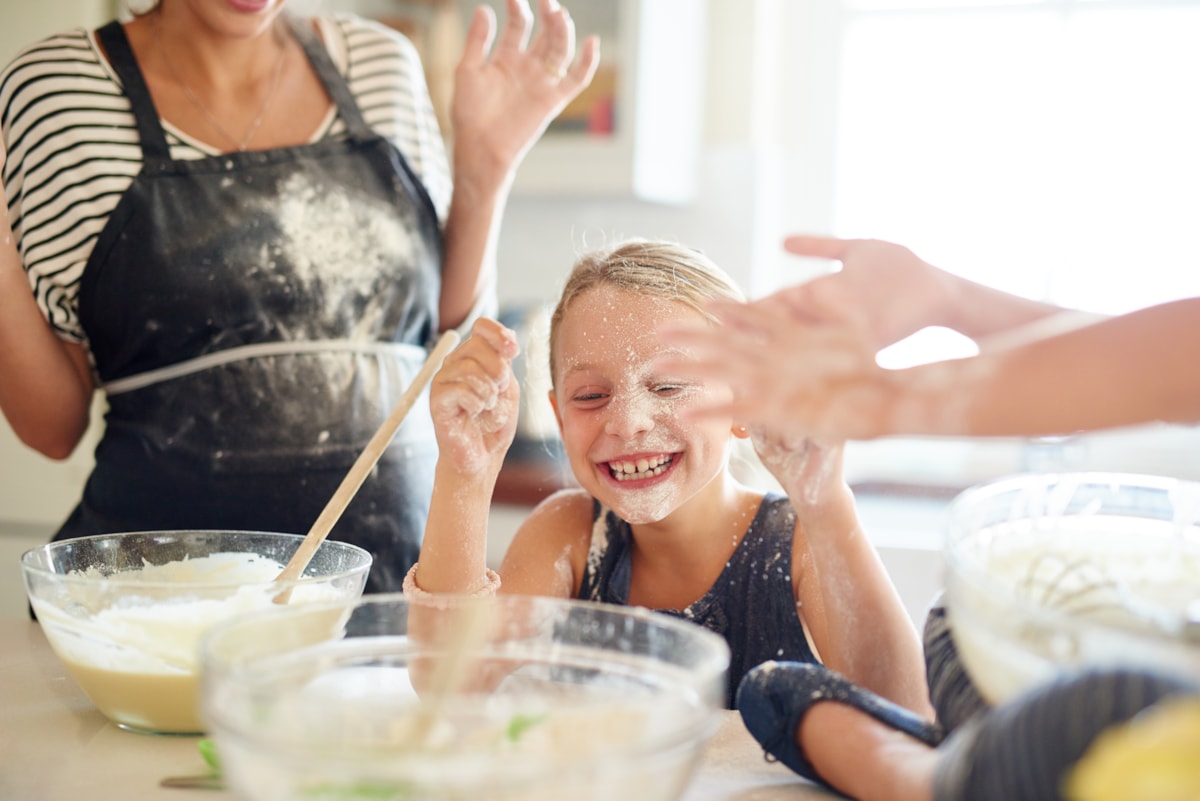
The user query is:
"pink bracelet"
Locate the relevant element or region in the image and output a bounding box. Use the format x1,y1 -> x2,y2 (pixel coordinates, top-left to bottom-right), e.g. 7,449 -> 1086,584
402,563 -> 502,598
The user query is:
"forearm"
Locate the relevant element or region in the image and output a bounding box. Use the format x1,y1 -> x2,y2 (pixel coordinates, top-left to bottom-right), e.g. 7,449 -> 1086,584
414,458 -> 498,592
0,222 -> 93,457
437,148 -> 513,330
792,490 -> 929,715
889,298 -> 1200,437
937,271 -> 1069,342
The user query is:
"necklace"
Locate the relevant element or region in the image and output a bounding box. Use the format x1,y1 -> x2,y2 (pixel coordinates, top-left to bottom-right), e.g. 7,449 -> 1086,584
154,15 -> 289,152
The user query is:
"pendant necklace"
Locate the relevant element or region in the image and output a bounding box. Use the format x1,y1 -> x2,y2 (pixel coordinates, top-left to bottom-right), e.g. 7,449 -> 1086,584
154,15 -> 289,152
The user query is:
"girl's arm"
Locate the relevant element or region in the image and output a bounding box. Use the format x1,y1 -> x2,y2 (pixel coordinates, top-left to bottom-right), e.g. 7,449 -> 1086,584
0,143 -> 95,459
416,316 -> 592,600
756,433 -> 931,717
437,0 -> 599,329
415,318 -> 521,593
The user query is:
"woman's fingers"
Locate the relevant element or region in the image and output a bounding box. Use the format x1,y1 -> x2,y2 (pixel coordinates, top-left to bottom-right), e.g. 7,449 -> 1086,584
784,234 -> 853,261
459,4 -> 497,72
497,0 -> 535,55
527,0 -> 573,73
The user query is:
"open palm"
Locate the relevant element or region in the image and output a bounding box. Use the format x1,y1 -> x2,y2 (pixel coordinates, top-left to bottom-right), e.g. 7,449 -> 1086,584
451,0 -> 600,181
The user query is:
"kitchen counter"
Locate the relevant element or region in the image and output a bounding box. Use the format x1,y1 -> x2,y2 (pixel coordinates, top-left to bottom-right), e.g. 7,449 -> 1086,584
0,618 -> 830,801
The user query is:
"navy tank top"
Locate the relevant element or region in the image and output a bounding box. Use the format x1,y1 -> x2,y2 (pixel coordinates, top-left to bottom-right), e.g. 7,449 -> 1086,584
578,492 -> 819,709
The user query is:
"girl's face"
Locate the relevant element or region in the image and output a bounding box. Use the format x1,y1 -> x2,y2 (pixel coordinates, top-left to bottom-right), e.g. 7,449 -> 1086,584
550,285 -> 737,525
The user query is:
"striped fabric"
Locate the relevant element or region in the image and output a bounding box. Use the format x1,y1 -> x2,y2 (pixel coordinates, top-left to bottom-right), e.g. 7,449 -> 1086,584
923,596 -> 990,734
0,14 -> 450,345
933,668 -> 1199,801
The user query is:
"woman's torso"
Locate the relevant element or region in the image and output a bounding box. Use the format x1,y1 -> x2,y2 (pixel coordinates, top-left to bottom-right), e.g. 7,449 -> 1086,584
0,16 -> 455,592
0,15 -> 451,347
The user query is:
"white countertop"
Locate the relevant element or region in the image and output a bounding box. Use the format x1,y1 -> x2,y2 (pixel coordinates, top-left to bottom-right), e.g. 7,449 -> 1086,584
0,617 -> 831,801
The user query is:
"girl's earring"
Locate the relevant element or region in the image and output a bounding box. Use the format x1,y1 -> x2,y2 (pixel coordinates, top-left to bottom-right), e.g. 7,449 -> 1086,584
733,424 -> 750,439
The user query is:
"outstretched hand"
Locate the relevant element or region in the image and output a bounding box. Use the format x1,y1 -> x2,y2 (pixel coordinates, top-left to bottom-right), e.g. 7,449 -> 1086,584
451,0 -> 600,184
778,235 -> 957,350
429,318 -> 522,475
656,284 -> 893,442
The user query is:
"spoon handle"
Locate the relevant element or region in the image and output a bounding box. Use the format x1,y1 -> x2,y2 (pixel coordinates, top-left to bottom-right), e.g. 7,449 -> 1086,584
274,330 -> 461,595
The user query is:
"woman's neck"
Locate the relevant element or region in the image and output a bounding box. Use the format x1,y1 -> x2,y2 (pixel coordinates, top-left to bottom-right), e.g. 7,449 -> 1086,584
148,5 -> 289,94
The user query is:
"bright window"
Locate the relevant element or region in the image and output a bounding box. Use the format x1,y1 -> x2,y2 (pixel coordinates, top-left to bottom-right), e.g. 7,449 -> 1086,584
809,0 -> 1200,486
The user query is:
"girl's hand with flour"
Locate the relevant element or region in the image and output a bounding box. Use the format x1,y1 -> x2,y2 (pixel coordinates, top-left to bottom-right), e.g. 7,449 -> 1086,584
751,429 -> 855,527
429,318 -> 521,476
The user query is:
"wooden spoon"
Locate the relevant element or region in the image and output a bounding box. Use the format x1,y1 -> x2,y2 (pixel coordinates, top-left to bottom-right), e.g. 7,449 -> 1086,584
273,330 -> 461,602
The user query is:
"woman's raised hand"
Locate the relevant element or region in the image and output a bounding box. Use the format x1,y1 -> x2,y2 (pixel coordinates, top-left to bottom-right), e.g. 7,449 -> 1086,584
451,0 -> 600,184
429,317 -> 522,475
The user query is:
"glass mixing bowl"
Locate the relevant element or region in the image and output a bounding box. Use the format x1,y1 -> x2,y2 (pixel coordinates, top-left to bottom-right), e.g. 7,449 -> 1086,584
200,593 -> 731,801
22,530 -> 372,734
944,472 -> 1200,705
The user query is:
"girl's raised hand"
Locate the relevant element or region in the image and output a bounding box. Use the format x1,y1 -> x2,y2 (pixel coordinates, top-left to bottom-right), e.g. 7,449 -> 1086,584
451,0 -> 600,185
750,430 -> 850,514
429,318 -> 521,475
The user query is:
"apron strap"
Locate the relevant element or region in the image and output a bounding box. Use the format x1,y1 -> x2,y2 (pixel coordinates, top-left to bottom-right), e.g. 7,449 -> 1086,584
96,21 -> 172,164
103,340 -> 430,395
288,16 -> 374,142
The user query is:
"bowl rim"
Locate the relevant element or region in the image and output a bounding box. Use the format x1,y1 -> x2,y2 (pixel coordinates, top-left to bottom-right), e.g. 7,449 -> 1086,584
944,470 -> 1200,644
200,590 -> 733,676
199,591 -> 730,776
20,529 -> 373,590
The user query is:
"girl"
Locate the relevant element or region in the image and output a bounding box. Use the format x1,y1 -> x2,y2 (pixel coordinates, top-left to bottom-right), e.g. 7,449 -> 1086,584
408,239 -> 929,712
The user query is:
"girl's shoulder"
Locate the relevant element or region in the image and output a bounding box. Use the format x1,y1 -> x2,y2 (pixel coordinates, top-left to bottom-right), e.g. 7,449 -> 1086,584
525,488 -> 597,530
501,488 -> 595,598
517,488 -> 598,554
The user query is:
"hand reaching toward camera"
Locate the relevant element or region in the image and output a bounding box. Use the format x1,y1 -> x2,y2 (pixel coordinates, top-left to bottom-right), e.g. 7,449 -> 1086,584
776,236 -> 960,349
657,286 -> 892,442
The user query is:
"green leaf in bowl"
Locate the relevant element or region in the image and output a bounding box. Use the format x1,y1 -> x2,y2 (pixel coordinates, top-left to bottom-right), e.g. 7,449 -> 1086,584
198,738 -> 222,773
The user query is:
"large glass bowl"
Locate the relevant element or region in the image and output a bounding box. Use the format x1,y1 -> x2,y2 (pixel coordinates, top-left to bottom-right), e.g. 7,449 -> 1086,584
200,593 -> 731,801
22,530 -> 372,735
944,472 -> 1200,705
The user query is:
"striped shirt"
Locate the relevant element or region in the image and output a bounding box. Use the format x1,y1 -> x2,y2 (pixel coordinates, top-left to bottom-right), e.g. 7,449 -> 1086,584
0,14 -> 451,345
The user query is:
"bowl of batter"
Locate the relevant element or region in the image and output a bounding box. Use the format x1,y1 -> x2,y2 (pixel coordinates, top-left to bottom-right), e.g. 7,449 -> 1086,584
21,529 -> 372,734
199,593 -> 730,801
944,472 -> 1200,705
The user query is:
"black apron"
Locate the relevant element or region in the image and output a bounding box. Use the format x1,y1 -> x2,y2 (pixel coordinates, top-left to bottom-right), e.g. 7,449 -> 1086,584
57,19 -> 444,593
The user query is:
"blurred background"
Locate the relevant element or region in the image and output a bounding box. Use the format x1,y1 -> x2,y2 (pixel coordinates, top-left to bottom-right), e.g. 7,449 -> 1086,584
4,0 -> 1200,619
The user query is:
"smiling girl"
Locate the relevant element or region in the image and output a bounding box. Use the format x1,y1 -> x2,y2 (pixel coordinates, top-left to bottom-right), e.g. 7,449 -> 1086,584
409,240 -> 929,711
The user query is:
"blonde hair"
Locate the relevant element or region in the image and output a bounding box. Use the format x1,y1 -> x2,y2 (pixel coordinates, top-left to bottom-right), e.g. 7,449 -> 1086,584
548,239 -> 745,385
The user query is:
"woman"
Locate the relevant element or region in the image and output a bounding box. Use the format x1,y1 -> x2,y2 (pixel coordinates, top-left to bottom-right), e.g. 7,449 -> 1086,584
0,0 -> 598,591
